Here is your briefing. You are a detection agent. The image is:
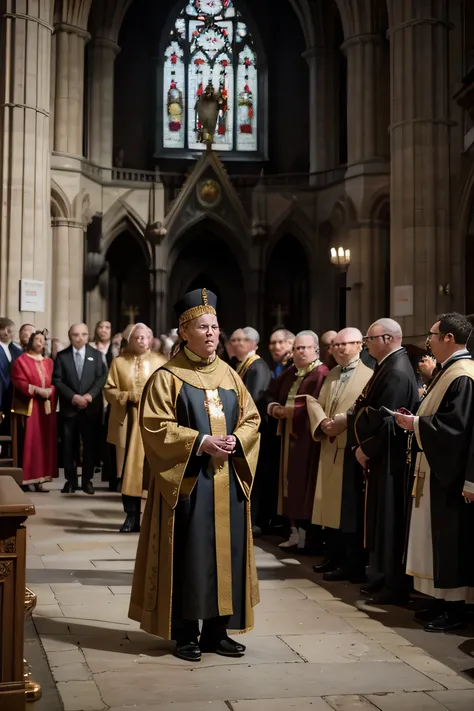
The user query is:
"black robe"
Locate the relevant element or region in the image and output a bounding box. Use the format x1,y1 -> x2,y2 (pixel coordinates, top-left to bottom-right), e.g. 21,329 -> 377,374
413,357 -> 474,589
173,383 -> 247,629
241,358 -> 272,419
351,348 -> 419,582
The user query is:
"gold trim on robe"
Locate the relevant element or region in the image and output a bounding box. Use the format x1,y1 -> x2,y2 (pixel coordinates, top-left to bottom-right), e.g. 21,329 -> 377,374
128,353 -> 260,639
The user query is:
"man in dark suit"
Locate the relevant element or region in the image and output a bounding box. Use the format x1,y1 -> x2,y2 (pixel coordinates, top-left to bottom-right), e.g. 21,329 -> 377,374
53,323 -> 107,494
0,317 -> 23,435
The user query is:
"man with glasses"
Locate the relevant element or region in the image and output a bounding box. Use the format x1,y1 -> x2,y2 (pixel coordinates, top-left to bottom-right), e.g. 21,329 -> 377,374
307,328 -> 373,582
352,318 -> 419,604
395,313 -> 474,632
267,330 -> 328,550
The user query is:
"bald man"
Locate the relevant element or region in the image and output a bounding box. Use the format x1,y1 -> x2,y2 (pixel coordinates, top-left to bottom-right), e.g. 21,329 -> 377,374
307,328 -> 373,582
350,318 -> 419,604
53,323 -> 107,494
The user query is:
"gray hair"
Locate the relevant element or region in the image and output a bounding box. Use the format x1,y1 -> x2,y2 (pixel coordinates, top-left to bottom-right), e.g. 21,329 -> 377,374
296,330 -> 319,349
370,318 -> 403,338
243,326 -> 260,346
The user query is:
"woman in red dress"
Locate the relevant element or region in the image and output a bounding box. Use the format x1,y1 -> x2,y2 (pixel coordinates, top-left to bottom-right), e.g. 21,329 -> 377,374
11,331 -> 58,491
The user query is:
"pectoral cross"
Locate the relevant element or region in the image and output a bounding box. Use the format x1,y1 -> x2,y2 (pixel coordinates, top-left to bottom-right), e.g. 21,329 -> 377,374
123,304 -> 139,324
271,303 -> 288,328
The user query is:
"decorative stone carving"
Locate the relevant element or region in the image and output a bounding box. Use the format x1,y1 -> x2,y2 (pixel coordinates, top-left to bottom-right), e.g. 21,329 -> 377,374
0,536 -> 16,553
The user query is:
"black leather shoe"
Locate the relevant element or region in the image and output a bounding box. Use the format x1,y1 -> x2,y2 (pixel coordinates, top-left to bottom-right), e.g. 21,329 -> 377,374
414,606 -> 442,624
313,559 -> 337,574
424,612 -> 466,633
323,567 -> 349,582
175,641 -> 201,662
120,515 -> 140,533
61,482 -> 76,494
200,635 -> 246,657
82,482 -> 95,495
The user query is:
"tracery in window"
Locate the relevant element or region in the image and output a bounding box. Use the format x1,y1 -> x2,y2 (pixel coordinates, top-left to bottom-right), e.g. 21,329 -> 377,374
163,0 -> 258,152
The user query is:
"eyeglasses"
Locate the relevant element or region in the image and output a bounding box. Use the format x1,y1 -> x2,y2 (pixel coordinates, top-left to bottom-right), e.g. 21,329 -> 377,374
425,331 -> 445,340
362,334 -> 391,343
333,341 -> 362,348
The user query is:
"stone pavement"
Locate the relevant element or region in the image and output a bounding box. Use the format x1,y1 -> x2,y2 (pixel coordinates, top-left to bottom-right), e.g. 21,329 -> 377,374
25,478 -> 474,711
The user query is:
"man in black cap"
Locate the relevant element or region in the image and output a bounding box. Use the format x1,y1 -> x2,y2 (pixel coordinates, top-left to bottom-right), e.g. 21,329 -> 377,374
129,288 -> 261,662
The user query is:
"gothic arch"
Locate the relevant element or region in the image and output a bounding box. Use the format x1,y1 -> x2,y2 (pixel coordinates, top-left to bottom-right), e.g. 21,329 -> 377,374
368,188 -> 390,223
51,180 -> 72,219
266,209 -> 314,263
167,212 -> 248,277
101,198 -> 149,260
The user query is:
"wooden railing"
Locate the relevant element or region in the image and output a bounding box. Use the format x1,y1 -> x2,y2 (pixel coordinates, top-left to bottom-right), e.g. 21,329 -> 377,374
0,477 -> 35,711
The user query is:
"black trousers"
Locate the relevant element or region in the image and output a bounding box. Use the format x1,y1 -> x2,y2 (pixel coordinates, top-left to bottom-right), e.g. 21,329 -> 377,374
172,615 -> 230,644
122,494 -> 140,518
62,412 -> 99,485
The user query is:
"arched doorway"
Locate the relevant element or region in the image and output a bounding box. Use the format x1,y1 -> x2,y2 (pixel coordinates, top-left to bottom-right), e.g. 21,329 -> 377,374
264,235 -> 310,338
106,231 -> 151,331
168,221 -> 245,335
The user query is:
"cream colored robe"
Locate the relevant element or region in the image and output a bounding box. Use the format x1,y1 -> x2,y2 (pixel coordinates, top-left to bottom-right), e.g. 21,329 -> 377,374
104,350 -> 165,497
308,359 -> 373,529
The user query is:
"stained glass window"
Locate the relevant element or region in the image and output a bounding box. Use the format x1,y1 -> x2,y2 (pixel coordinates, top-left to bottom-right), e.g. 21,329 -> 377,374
163,0 -> 258,153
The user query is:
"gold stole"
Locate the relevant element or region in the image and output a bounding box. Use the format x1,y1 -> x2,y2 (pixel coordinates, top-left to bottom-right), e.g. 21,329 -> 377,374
411,359 -> 474,507
203,389 -> 233,616
236,354 -> 260,381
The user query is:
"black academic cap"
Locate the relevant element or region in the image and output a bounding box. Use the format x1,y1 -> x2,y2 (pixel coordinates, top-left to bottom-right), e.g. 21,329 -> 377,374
174,288 -> 218,326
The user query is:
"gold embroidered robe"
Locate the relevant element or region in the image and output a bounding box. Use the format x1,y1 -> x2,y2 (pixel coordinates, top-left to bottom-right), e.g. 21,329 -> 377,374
128,348 -> 260,640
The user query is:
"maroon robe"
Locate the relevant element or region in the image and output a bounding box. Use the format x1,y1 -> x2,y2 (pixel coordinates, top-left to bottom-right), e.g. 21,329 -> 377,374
268,363 -> 328,520
10,354 -> 58,484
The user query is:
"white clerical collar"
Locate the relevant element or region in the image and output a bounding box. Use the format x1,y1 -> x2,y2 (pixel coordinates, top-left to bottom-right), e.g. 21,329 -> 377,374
441,348 -> 471,368
378,346 -> 403,366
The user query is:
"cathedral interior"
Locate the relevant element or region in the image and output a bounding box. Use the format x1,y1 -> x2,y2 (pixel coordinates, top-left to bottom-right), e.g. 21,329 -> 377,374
1,0 -> 474,343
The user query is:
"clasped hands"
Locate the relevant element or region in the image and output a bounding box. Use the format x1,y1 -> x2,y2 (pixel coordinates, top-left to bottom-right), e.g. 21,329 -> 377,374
320,413 -> 347,437
72,393 -> 93,409
200,434 -> 237,458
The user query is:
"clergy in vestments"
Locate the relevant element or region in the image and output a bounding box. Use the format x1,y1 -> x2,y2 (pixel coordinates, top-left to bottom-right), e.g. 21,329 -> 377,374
230,326 -> 271,530
306,328 -> 373,582
395,313 -> 474,632
129,289 -> 260,662
104,323 -> 165,532
267,330 -> 328,550
353,318 -> 419,604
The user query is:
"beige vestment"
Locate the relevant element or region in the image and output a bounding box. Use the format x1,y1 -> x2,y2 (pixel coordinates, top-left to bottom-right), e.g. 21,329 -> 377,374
104,350 -> 165,497
308,359 -> 373,529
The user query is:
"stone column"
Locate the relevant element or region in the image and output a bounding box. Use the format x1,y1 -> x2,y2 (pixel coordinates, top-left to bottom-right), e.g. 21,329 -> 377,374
89,38 -> 120,168
0,2 -> 54,327
303,46 -> 340,176
52,219 -> 84,342
388,0 -> 452,337
53,23 -> 90,155
343,32 -> 390,173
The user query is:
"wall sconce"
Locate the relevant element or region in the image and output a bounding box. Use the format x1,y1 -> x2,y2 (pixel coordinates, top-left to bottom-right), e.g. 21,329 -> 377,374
330,246 -> 351,270
438,283 -> 451,296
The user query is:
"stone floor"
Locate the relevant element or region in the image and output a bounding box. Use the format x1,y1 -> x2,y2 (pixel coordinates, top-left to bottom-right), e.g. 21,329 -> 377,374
25,476 -> 474,711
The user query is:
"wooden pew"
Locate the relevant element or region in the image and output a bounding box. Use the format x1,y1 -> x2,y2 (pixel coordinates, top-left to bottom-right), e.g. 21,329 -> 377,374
0,477 -> 35,711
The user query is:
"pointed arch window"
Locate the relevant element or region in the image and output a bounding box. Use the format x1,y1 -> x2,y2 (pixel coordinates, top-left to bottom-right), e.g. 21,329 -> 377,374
162,0 -> 260,154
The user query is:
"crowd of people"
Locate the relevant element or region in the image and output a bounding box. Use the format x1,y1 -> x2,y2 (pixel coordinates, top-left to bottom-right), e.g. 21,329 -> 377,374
1,302 -> 474,657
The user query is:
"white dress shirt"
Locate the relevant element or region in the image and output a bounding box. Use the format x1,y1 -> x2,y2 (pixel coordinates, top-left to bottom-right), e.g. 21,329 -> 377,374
0,341 -> 12,363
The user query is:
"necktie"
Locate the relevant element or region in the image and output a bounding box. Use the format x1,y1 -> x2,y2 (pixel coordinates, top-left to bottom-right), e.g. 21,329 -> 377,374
75,350 -> 83,380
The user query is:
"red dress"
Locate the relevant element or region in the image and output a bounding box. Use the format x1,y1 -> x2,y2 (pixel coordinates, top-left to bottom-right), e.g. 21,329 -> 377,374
11,354 -> 58,484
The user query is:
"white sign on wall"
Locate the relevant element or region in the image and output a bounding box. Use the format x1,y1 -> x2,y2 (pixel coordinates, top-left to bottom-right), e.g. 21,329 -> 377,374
20,279 -> 45,313
393,285 -> 414,317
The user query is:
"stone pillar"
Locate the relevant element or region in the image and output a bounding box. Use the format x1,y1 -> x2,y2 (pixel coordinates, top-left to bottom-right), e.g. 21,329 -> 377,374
0,2 -> 54,327
53,23 -> 90,155
52,219 -> 84,342
388,0 -> 452,337
89,38 -> 120,168
303,46 -> 340,176
343,32 -> 390,173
